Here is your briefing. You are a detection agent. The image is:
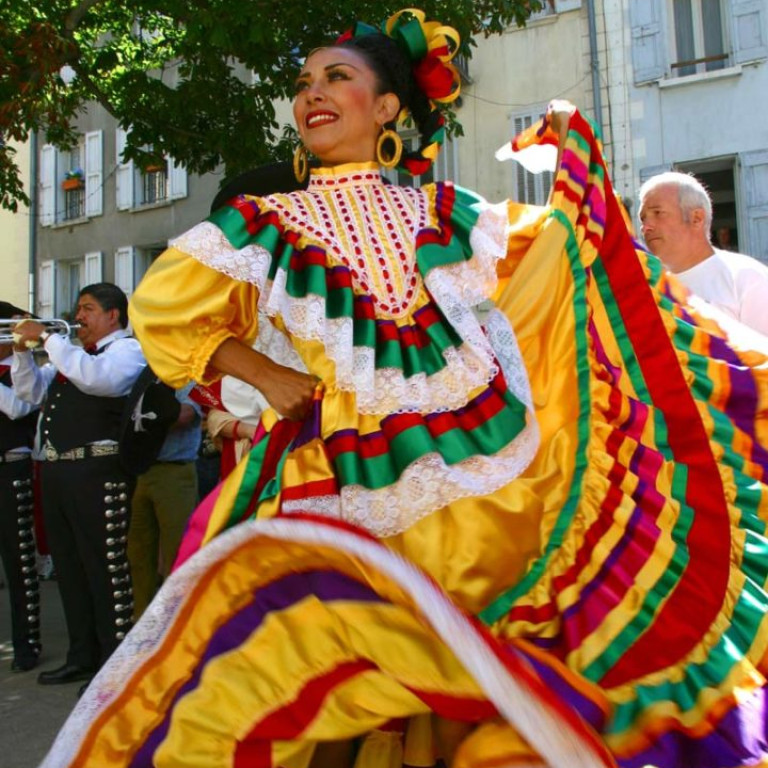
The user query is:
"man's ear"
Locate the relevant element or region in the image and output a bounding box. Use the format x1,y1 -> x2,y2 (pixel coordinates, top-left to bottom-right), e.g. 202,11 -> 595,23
376,92 -> 401,126
108,307 -> 121,327
690,207 -> 707,231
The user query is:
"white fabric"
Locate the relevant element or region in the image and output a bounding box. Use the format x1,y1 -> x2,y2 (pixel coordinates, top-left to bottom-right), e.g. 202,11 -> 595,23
0,353 -> 36,421
674,248 -> 768,337
495,141 -> 558,174
11,329 -> 146,405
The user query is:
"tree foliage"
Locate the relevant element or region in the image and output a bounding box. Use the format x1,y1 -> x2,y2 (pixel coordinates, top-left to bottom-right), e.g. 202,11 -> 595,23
0,0 -> 542,211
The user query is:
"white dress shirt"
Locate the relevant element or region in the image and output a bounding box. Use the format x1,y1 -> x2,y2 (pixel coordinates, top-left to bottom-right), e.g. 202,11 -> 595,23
11,329 -> 146,406
0,354 -> 37,422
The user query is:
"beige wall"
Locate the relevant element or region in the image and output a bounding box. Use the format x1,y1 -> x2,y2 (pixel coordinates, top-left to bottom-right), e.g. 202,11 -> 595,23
0,140 -> 32,309
455,9 -> 590,203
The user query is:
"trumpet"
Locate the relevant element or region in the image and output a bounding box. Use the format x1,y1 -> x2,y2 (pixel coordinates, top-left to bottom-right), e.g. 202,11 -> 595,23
0,318 -> 82,347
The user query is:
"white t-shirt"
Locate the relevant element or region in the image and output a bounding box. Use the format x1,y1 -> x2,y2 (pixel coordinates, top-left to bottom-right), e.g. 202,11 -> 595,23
675,248 -> 768,336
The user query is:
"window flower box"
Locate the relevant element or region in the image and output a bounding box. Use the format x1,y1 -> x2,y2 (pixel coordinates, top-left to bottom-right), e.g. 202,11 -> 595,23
144,163 -> 166,174
62,177 -> 84,191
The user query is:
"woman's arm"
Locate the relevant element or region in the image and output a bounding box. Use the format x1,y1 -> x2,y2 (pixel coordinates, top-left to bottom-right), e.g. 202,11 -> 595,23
210,338 -> 318,422
546,99 -> 576,206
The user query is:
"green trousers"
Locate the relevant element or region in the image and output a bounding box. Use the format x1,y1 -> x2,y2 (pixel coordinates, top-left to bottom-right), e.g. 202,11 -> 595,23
127,461 -> 198,619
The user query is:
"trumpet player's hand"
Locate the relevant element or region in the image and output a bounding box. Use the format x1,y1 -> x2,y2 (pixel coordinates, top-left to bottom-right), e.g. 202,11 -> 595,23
12,319 -> 46,351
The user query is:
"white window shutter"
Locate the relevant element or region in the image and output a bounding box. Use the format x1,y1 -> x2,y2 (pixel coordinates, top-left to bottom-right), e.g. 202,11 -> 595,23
730,0 -> 768,64
38,260 -> 56,318
84,130 -> 103,217
114,246 -> 135,296
639,164 -> 673,185
115,128 -> 134,210
84,251 -> 103,284
509,108 -> 552,206
169,157 -> 188,200
629,0 -> 666,84
40,144 -> 56,226
741,150 -> 768,264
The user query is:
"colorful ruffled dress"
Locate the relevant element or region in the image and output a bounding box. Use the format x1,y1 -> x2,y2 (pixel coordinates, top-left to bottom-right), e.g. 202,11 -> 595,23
42,112 -> 768,768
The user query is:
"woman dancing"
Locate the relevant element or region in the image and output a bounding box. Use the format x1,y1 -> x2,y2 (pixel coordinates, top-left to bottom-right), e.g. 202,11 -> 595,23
43,8 -> 768,768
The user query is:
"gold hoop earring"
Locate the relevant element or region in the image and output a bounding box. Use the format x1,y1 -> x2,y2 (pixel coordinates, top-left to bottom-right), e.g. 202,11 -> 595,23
376,129 -> 403,169
293,145 -> 309,183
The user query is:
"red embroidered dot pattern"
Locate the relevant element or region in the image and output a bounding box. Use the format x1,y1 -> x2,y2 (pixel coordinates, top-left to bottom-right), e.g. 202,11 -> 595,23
271,167 -> 428,317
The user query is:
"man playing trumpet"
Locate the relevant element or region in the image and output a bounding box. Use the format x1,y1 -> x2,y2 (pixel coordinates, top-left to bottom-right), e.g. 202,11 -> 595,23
0,301 -> 42,674
11,283 -> 144,694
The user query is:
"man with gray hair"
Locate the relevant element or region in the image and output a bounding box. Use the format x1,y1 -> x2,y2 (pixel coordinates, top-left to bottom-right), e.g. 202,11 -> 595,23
638,171 -> 768,336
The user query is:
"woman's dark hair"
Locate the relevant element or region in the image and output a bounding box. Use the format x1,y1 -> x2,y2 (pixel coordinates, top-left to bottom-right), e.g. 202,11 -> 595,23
79,283 -> 129,328
0,301 -> 31,320
337,33 -> 433,145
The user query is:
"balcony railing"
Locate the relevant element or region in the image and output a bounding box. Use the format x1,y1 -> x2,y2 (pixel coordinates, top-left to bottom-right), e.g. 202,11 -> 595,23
63,187 -> 85,221
142,168 -> 168,204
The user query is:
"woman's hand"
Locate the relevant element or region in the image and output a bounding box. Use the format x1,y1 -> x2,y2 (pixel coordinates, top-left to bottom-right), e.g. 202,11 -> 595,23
257,363 -> 319,421
546,99 -> 576,137
210,337 -> 320,422
545,99 -> 577,205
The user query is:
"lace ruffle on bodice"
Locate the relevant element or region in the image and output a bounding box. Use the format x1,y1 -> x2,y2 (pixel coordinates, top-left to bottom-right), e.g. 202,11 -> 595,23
173,163 -> 514,417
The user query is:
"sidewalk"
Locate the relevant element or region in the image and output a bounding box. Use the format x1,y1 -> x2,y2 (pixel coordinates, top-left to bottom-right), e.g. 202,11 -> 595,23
0,580 -> 79,767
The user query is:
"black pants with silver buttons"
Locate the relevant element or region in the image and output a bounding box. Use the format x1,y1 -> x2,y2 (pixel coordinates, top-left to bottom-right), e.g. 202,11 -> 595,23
41,455 -> 135,669
0,457 -> 41,665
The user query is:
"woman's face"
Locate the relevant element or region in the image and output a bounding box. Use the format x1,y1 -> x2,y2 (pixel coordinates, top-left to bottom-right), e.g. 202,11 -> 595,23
293,47 -> 398,166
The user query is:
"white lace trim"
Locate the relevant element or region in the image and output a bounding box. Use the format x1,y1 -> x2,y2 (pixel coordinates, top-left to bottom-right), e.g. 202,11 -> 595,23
251,314 -> 308,374
42,519 -> 606,768
283,310 -> 539,537
172,221 -> 272,286
174,202 -> 516,415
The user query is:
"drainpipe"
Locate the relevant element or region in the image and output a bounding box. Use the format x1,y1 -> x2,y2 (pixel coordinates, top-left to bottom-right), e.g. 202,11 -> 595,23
27,130 -> 38,313
586,0 -> 604,139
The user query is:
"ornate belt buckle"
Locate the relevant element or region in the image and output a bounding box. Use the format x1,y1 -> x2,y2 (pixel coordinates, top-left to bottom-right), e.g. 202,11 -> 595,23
44,444 -> 59,462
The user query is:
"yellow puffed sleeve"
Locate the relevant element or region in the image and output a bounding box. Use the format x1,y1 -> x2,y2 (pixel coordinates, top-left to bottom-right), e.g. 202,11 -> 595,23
129,247 -> 260,388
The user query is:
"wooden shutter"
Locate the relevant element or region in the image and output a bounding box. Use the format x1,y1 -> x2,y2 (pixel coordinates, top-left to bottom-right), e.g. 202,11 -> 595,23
629,0 -> 666,84
169,157 -> 188,200
40,144 -> 56,226
741,150 -> 768,264
84,251 -> 103,284
730,0 -> 768,64
114,246 -> 135,296
115,128 -> 134,210
84,130 -> 103,216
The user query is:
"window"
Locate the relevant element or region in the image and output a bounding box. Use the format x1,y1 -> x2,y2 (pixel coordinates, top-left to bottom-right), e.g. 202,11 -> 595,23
39,131 -> 102,226
134,245 -> 164,288
61,142 -> 85,222
116,128 -> 187,210
113,245 -> 164,297
58,260 -> 84,321
669,0 -> 727,76
510,108 -> 553,206
141,161 -> 169,204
